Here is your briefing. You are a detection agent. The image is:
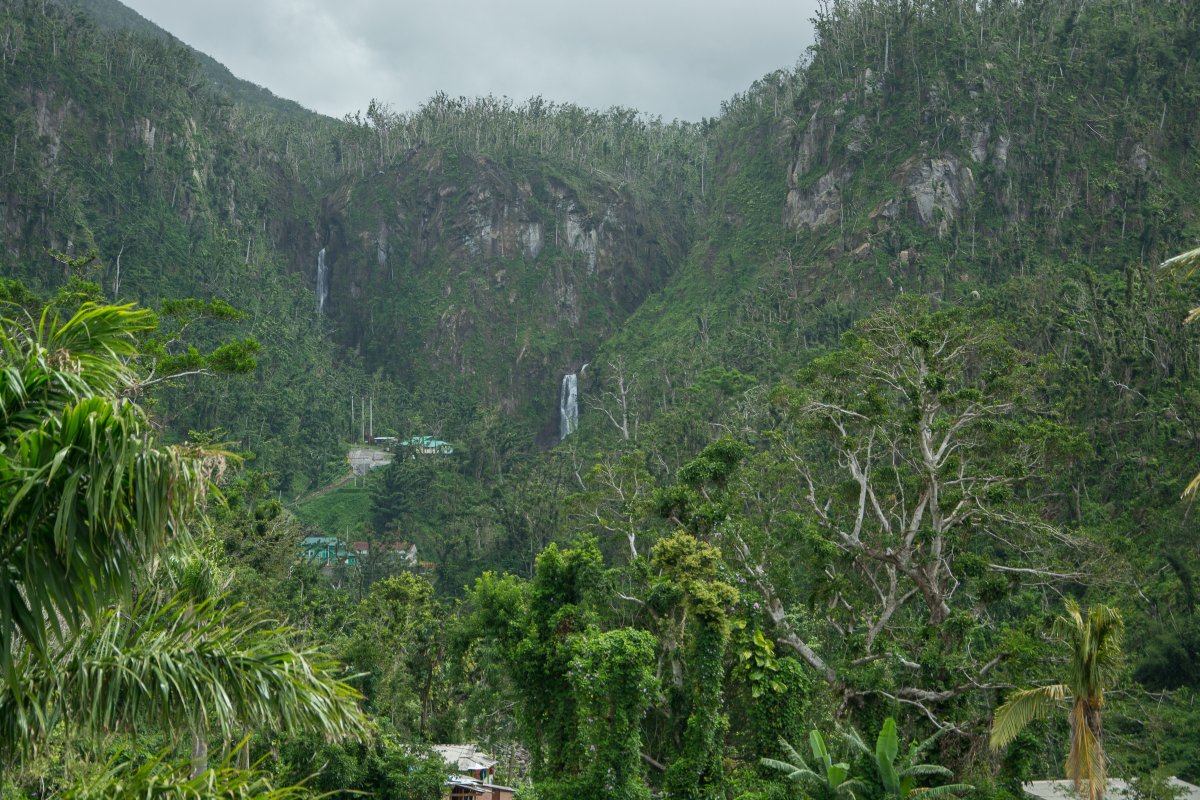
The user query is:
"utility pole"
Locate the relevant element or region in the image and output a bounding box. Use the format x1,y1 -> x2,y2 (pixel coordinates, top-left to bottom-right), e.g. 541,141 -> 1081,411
369,394 -> 374,442
361,395 -> 366,443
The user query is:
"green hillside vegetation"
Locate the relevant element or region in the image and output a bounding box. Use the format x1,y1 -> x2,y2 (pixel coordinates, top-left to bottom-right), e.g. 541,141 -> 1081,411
2,0 -> 1200,796
68,0 -> 315,118
291,475 -> 376,537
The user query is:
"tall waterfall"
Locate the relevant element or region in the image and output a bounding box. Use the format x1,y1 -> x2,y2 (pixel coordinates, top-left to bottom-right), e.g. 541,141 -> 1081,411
560,373 -> 579,441
316,247 -> 329,314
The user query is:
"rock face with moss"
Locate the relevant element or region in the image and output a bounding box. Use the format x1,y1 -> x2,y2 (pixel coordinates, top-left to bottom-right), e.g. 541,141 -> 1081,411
310,151 -> 685,435
0,0 -> 700,450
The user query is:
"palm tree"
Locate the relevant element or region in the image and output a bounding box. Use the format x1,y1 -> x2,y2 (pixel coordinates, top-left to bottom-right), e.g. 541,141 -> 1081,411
762,729 -> 867,800
989,600 -> 1124,800
0,303 -> 206,680
844,718 -> 972,800
0,302 -> 367,794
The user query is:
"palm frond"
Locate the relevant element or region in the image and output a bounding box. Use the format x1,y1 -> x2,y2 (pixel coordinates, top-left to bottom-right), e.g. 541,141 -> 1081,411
843,725 -> 872,758
760,757 -> 819,783
0,303 -> 203,684
1162,245 -> 1200,278
62,747 -> 310,800
1052,599 -> 1084,643
1183,469 -> 1200,499
781,735 -> 812,772
908,726 -> 951,764
0,592 -> 368,755
990,685 -> 1068,749
763,735 -> 819,783
0,395 -> 204,678
839,778 -> 869,799
901,764 -> 955,779
1164,246 -> 1200,487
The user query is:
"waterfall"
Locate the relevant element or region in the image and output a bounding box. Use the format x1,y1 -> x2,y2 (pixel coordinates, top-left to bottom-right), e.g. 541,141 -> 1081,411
316,247 -> 329,314
560,373 -> 578,441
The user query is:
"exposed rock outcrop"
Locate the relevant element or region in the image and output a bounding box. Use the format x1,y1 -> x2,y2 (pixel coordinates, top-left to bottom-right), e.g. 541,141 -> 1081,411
897,155 -> 975,237
786,168 -> 852,229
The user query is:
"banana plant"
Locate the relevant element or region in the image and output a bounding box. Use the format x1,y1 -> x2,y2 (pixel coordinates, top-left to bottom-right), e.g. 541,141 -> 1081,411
762,729 -> 866,800
844,718 -> 972,800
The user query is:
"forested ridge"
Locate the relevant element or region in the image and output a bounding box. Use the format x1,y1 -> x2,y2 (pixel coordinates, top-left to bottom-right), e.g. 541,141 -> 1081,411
1,0 -> 1199,797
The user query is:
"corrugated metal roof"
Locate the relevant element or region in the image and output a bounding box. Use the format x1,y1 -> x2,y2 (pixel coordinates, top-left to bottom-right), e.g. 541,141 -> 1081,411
1024,779 -> 1200,800
433,744 -> 498,772
402,436 -> 452,448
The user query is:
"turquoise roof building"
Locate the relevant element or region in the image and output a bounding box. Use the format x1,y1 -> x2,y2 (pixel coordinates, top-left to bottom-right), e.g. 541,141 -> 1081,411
400,436 -> 453,455
302,536 -> 347,564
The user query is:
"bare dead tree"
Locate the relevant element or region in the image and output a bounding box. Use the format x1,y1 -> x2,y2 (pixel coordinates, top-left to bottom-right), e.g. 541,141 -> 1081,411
721,300 -> 1087,712
586,358 -> 640,441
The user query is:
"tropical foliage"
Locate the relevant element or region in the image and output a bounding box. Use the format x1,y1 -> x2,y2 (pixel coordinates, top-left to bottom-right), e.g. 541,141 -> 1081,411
0,301 -> 366,796
845,719 -> 972,800
762,730 -> 865,800
2,0 -> 1200,796
0,303 -> 205,679
991,602 -> 1125,800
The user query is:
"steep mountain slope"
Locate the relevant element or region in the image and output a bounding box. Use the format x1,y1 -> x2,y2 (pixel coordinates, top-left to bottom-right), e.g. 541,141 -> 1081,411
0,0 -> 406,493
599,0 -> 1199,393
66,0 -> 313,117
310,148 -> 687,441
0,0 -> 702,475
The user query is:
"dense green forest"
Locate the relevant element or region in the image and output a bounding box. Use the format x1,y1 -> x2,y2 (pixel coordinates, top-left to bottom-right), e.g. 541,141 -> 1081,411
2,0 -> 1199,797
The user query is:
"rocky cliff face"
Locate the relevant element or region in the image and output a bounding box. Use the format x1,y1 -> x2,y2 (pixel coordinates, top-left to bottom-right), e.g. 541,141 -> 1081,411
784,90 -> 980,240
1,0 -> 692,446
304,148 -> 685,435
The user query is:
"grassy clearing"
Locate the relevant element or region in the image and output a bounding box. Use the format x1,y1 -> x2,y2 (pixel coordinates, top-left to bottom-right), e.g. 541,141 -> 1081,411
291,472 -> 380,537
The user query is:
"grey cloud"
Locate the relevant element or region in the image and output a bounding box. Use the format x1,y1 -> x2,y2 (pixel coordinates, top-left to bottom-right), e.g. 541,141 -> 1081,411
121,0 -> 819,120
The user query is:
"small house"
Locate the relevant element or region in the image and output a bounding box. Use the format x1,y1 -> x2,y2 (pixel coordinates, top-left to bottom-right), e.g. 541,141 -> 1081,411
433,744 -> 496,781
434,745 -> 514,799
401,435 -> 454,455
301,536 -> 344,564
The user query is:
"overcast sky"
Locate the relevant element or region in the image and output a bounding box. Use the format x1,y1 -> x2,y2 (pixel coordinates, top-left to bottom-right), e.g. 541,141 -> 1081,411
119,0 -> 820,122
